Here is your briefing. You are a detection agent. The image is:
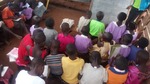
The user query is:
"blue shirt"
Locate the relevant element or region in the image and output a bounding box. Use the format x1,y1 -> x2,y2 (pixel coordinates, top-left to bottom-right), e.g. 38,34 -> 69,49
139,0 -> 150,10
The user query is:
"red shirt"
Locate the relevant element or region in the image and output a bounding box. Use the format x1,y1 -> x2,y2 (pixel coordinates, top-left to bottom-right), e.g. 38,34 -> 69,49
57,33 -> 75,53
16,34 -> 46,66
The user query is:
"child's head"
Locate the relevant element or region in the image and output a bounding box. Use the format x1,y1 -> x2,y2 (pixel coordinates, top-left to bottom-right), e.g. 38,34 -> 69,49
101,32 -> 113,42
32,15 -> 41,25
96,11 -> 104,21
86,10 -> 92,19
114,55 -> 128,70
127,22 -> 136,30
81,26 -> 89,36
117,12 -> 127,22
120,34 -> 133,45
45,17 -> 54,29
9,3 -> 19,12
61,22 -> 70,34
32,29 -> 46,48
30,57 -> 45,76
90,51 -> 101,67
136,50 -> 149,65
66,44 -> 77,59
50,40 -> 60,53
138,37 -> 149,49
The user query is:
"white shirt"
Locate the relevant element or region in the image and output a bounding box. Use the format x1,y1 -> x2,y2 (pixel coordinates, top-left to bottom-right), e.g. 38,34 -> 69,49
79,63 -> 108,84
16,70 -> 45,84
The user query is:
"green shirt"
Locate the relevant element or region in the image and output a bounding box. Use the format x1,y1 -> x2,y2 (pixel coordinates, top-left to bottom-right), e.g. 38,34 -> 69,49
133,0 -> 141,9
89,20 -> 105,37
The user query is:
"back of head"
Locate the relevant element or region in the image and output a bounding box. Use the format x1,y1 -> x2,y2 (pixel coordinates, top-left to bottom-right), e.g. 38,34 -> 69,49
61,22 -> 70,34
81,26 -> 89,36
120,34 -> 133,45
45,17 -> 54,28
33,15 -> 41,24
136,50 -> 149,65
33,29 -> 46,45
117,12 -> 127,22
138,37 -> 149,49
114,55 -> 128,70
102,32 -> 113,42
90,51 -> 101,66
50,39 -> 60,51
96,11 -> 104,21
86,10 -> 92,19
66,44 -> 77,57
30,57 -> 45,76
127,22 -> 136,30
9,3 -> 19,12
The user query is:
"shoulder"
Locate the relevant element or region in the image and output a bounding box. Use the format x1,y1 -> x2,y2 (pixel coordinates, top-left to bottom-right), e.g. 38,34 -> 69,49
35,77 -> 45,84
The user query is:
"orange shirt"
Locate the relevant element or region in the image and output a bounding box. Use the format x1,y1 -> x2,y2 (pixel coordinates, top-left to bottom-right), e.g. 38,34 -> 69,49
107,67 -> 128,84
2,7 -> 14,28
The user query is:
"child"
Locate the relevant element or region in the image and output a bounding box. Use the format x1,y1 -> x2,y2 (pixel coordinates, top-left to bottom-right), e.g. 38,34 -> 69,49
107,55 -> 128,84
16,58 -> 45,84
79,51 -> 108,84
89,11 -> 105,40
43,17 -> 58,47
127,37 -> 149,61
105,12 -> 127,43
45,40 -> 64,76
61,44 -> 84,84
16,29 -> 47,71
77,10 -> 92,33
57,23 -> 75,53
125,50 -> 150,84
75,26 -> 92,62
30,15 -> 43,35
91,32 -> 113,62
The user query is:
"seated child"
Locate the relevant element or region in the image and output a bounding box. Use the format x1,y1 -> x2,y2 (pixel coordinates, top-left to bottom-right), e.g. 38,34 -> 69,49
89,11 -> 105,40
15,58 -> 45,84
45,40 -> 64,76
109,34 -> 133,58
127,37 -> 149,61
105,12 -> 127,43
43,17 -> 58,47
57,23 -> 75,53
75,26 -> 92,62
91,32 -> 113,62
125,50 -> 150,84
76,11 -> 92,33
79,51 -> 108,84
16,29 -> 47,71
107,55 -> 128,84
61,44 -> 84,84
30,16 -> 43,35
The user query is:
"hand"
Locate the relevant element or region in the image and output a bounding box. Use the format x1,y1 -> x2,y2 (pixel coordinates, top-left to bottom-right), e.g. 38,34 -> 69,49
126,5 -> 132,10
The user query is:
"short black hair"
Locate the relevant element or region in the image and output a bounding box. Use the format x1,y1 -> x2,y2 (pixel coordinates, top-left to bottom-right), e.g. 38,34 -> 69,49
117,12 -> 127,22
102,32 -> 113,42
96,11 -> 104,21
33,29 -> 46,44
136,50 -> 149,65
51,39 -> 60,50
90,51 -> 101,65
61,23 -> 70,33
127,22 -> 136,30
45,17 -> 54,28
114,55 -> 128,70
66,44 -> 77,57
81,26 -> 89,36
138,37 -> 149,49
86,10 -> 92,19
120,34 -> 133,45
33,15 -> 41,24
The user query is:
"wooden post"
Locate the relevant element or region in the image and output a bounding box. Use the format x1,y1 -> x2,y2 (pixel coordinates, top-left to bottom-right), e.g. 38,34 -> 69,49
46,0 -> 50,9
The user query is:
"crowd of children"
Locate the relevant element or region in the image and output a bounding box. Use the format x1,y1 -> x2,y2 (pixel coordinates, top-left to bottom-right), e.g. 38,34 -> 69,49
0,0 -> 150,84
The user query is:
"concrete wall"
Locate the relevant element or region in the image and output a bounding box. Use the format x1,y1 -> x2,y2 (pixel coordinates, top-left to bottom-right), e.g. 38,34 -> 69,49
91,0 -> 131,24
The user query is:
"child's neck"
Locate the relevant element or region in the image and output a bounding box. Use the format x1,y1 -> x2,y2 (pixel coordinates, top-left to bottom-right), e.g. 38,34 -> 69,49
28,70 -> 37,76
34,24 -> 39,28
63,33 -> 69,36
116,21 -> 122,26
69,56 -> 77,60
50,50 -> 58,55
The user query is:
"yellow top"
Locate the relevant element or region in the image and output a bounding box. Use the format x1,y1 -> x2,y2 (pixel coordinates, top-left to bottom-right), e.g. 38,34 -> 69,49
61,57 -> 84,84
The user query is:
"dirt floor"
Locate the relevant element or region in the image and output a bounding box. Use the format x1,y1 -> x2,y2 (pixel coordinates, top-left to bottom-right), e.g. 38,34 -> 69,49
0,4 -> 85,78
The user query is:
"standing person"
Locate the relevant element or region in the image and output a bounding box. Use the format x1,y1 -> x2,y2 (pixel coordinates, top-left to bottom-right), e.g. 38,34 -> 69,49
57,23 -> 75,54
105,12 -> 127,43
43,17 -> 58,47
79,51 -> 108,84
125,0 -> 150,26
125,50 -> 150,84
89,11 -> 105,40
76,10 -> 92,33
15,58 -> 45,84
61,44 -> 84,84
